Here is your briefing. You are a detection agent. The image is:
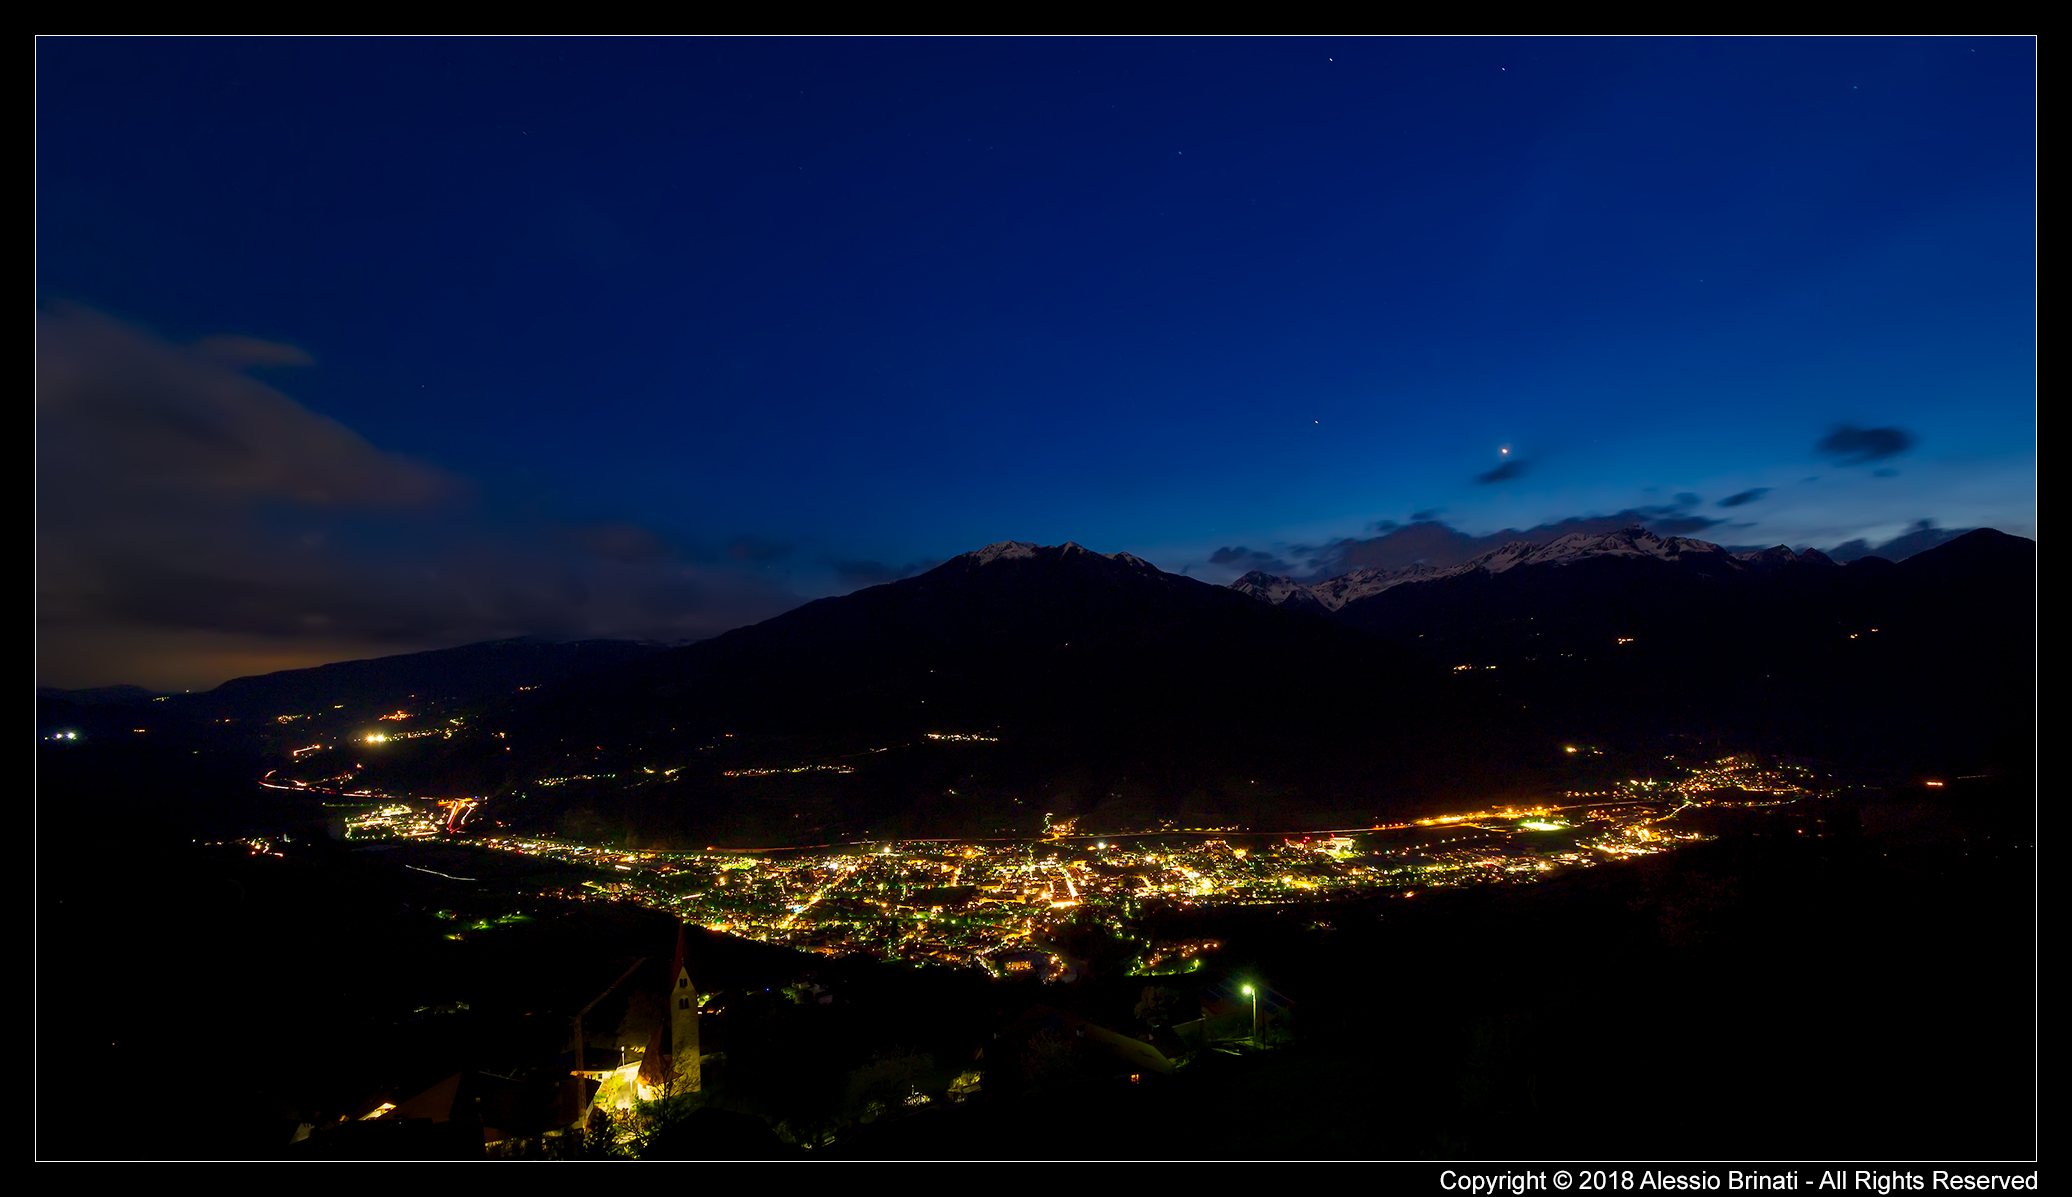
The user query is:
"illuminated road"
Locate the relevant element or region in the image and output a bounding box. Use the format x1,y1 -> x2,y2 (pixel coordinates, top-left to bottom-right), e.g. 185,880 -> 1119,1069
776,858 -> 865,929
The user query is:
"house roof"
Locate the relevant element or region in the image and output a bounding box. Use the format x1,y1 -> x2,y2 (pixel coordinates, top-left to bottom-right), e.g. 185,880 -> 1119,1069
382,1069 -> 598,1140
638,1016 -> 669,1087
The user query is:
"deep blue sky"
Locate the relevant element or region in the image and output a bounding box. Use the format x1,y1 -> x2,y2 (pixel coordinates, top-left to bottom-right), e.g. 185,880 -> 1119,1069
36,37 -> 2035,689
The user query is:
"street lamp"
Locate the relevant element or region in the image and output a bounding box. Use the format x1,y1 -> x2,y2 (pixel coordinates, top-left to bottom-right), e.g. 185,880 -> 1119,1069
1241,984 -> 1258,1045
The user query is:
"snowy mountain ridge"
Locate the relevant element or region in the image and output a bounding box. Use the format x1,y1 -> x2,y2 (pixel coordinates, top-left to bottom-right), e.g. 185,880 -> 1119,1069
1233,524 -> 1838,612
958,540 -> 1158,571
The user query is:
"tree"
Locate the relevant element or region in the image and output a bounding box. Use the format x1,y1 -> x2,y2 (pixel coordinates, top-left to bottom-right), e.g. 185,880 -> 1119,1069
842,1048 -> 933,1123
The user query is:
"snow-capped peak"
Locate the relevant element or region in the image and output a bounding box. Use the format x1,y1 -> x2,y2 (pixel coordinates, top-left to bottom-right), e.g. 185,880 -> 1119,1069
966,541 -> 1041,565
1461,525 -> 1732,574
1733,545 -> 1800,568
1308,562 -> 1451,609
1232,570 -> 1318,604
959,541 -> 1161,571
1731,544 -> 1839,572
1229,524 -> 1768,612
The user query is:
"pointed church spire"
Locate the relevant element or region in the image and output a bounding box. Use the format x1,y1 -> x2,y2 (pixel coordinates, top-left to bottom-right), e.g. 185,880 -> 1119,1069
665,920 -> 702,1094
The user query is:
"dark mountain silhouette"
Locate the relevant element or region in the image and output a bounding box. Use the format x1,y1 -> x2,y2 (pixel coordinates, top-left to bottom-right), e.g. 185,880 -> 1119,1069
1279,512 -> 1978,580
447,542 -> 1541,842
528,542 -> 1459,742
1310,527 -> 2033,771
34,683 -> 164,706
1300,514 -> 1697,577
1825,520 -> 1980,563
174,638 -> 667,723
91,531 -> 2029,840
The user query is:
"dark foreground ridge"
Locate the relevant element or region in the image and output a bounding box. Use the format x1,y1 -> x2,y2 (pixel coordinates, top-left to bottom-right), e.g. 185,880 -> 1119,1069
37,747 -> 2034,1159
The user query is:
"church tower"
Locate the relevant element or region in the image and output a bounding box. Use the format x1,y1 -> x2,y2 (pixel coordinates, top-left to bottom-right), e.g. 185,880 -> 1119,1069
668,920 -> 701,1093
637,920 -> 702,1099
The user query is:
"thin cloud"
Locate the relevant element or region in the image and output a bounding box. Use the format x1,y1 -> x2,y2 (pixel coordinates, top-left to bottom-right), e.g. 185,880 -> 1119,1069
39,303 -> 453,508
1827,520 -> 1974,564
561,522 -> 672,564
1717,488 -> 1770,508
1649,515 -> 1725,535
831,558 -> 937,588
1209,546 -> 1295,572
192,334 -> 317,368
1817,424 -> 1915,465
36,305 -> 804,690
1475,459 -> 1529,485
726,536 -> 794,564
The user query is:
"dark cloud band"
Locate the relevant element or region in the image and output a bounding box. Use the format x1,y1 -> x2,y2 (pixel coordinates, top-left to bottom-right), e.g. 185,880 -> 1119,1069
1817,425 -> 1914,465
1475,459 -> 1529,485
36,306 -> 805,690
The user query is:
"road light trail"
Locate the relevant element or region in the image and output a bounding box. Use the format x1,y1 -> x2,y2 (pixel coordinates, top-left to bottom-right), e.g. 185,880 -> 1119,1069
777,858 -> 863,929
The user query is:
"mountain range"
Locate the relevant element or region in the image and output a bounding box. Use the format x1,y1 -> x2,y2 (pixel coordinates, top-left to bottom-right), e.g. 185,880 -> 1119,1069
40,527 -> 2034,844
1245,524 -> 2027,754
1233,525 -> 1836,612
1230,514 -> 1981,581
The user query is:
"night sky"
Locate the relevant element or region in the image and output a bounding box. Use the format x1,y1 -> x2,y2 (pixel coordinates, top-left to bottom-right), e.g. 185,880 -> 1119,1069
36,38 -> 2035,691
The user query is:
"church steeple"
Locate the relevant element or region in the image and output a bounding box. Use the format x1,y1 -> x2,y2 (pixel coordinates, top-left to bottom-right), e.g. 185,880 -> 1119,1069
638,921 -> 703,1098
667,921 -> 701,1093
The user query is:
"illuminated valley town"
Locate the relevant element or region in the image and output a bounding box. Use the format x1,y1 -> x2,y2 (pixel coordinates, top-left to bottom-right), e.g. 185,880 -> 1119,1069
293,730 -> 1790,974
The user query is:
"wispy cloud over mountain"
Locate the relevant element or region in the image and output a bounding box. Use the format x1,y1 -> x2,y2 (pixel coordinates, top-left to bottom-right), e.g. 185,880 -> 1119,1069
1246,507 -> 1745,581
1208,546 -> 1301,575
36,306 -> 805,690
829,557 -> 940,588
1475,458 -> 1529,485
